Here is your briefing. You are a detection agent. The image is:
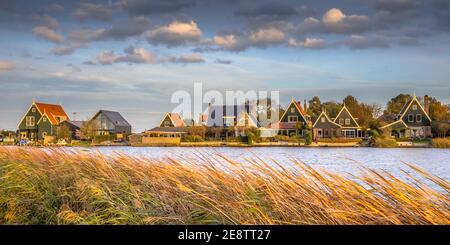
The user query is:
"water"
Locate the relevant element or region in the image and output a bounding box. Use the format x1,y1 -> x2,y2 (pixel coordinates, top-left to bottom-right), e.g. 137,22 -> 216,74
86,146 -> 450,181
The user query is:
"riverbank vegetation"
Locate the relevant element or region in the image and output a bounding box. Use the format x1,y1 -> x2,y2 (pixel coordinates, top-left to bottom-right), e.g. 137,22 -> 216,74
0,147 -> 448,225
432,138 -> 450,148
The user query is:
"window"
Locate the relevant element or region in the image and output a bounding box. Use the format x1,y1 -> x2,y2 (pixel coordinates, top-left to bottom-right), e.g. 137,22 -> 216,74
290,107 -> 295,113
416,114 -> 422,122
43,117 -> 47,122
412,105 -> 417,110
31,107 -> 36,112
345,118 -> 351,125
163,120 -> 171,127
42,132 -> 47,138
344,130 -> 355,138
288,116 -> 298,122
339,118 -> 344,125
408,114 -> 414,122
26,116 -> 35,126
321,117 -> 326,123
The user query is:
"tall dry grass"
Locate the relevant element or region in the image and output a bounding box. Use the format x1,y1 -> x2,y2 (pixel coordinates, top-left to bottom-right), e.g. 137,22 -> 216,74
0,147 -> 448,225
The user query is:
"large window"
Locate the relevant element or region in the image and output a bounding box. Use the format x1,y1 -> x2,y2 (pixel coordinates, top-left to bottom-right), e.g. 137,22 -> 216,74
416,114 -> 422,122
288,116 -> 298,122
344,130 -> 355,138
408,114 -> 414,122
26,116 -> 35,126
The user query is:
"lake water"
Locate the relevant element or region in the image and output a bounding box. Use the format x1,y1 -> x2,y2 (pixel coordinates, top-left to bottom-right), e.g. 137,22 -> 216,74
87,146 -> 450,181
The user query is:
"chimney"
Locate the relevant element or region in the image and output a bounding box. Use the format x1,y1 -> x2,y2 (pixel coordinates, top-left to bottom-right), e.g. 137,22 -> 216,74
424,95 -> 429,115
304,99 -> 307,113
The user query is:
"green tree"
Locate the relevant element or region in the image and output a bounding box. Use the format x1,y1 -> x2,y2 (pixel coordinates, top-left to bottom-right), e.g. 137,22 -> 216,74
307,96 -> 322,117
322,101 -> 342,118
247,132 -> 254,145
428,97 -> 450,121
386,94 -> 412,114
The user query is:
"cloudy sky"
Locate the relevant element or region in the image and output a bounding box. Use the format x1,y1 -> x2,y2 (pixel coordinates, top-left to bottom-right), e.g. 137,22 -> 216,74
1,0 -> 450,132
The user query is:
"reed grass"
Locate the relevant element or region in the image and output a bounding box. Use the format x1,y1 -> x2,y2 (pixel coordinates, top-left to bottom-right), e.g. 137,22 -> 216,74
0,147 -> 448,225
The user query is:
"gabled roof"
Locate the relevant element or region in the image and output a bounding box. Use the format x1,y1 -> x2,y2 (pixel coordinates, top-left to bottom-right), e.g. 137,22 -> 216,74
333,105 -> 360,128
93,110 -> 131,127
313,111 -> 342,128
398,95 -> 432,122
236,111 -> 259,127
32,101 -> 69,125
159,113 -> 185,127
279,98 -> 308,123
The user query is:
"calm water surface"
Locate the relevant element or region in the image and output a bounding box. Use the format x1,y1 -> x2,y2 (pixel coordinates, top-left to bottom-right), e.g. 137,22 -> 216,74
86,147 -> 450,181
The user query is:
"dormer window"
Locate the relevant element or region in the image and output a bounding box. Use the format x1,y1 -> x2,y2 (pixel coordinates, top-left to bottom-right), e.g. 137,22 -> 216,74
345,118 -> 351,125
412,105 -> 417,110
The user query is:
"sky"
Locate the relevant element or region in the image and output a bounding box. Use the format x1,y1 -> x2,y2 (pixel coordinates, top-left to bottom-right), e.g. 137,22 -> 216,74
0,0 -> 450,132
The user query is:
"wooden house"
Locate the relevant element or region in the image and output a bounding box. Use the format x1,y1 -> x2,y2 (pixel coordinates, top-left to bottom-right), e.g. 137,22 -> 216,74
17,101 -> 69,141
380,95 -> 432,139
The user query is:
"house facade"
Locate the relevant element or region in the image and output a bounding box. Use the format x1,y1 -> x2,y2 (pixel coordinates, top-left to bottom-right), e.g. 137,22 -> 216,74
17,101 -> 69,141
312,110 -> 342,139
276,99 -> 311,136
380,95 -> 432,138
205,102 -> 258,138
90,110 -> 132,138
312,105 -> 368,139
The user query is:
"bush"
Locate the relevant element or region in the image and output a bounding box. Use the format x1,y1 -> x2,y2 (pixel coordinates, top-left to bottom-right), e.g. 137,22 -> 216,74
317,138 -> 362,143
431,138 -> 450,148
247,132 -> 254,145
93,135 -> 114,143
370,130 -> 380,139
304,130 -> 312,145
374,137 -> 397,148
182,135 -> 204,142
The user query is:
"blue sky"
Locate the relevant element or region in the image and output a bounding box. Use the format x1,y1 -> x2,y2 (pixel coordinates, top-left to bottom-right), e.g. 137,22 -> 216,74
0,0 -> 450,132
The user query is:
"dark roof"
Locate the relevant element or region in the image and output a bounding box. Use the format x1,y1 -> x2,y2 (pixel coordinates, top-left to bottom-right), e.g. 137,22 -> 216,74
95,110 -> 131,127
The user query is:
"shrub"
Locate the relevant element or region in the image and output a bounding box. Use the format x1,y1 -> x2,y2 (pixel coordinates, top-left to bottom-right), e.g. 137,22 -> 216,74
374,137 -> 397,148
247,132 -> 254,145
432,138 -> 450,148
370,130 -> 380,138
304,130 -> 312,145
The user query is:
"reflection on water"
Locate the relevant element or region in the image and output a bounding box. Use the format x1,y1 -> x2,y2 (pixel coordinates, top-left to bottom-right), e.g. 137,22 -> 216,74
84,146 -> 450,181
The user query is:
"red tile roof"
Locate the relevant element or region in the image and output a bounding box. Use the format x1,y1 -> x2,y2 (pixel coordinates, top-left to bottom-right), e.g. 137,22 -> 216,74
35,102 -> 69,125
295,101 -> 306,115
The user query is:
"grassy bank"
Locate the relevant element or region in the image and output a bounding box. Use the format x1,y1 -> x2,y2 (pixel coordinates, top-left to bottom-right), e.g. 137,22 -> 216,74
0,147 -> 448,225
432,138 -> 450,148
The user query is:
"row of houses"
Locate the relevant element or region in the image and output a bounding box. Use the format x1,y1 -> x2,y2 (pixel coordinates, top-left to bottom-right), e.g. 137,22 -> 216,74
143,94 -> 432,141
17,101 -> 131,143
16,94 -> 433,144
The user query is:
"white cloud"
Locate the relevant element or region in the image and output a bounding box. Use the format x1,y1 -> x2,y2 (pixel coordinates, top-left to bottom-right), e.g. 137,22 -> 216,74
33,26 -> 65,43
147,20 -> 202,46
249,28 -> 285,45
288,38 -> 327,49
322,8 -> 370,34
96,47 -> 155,65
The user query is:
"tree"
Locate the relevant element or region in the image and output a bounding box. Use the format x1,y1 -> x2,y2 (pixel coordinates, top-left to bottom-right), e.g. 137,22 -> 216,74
343,95 -> 358,110
307,96 -> 322,118
322,101 -> 342,118
304,130 -> 312,145
386,94 -> 412,114
428,97 -> 450,121
56,124 -> 71,140
80,120 -> 99,140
